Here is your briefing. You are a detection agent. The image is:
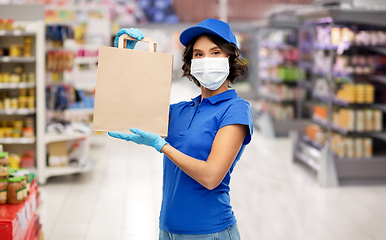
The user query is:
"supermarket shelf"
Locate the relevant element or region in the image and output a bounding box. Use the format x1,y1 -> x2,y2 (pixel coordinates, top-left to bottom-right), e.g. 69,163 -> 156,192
44,132 -> 90,144
0,108 -> 36,115
302,135 -> 323,150
313,94 -> 386,111
294,150 -> 320,171
0,82 -> 36,89
0,137 -> 36,144
371,75 -> 386,85
0,56 -> 35,63
0,30 -> 36,36
45,164 -> 93,178
73,57 -> 99,64
312,115 -> 384,136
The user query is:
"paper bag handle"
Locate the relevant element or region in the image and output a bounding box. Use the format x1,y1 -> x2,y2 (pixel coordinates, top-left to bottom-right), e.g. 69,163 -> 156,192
118,34 -> 157,52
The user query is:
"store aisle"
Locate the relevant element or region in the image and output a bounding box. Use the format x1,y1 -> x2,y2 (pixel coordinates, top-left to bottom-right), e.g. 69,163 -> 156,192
38,80 -> 386,240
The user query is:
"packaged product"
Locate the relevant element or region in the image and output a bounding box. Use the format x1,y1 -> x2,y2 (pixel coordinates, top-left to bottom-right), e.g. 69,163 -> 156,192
0,178 -> 7,204
355,110 -> 365,132
363,138 -> 372,158
9,154 -> 21,169
0,152 -> 9,179
355,138 -> 363,158
12,172 -> 28,199
345,138 -> 355,158
7,176 -> 24,204
374,110 -> 382,131
365,110 -> 373,131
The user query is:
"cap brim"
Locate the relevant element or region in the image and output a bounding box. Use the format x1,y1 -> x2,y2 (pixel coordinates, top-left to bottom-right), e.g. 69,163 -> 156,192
179,26 -> 225,47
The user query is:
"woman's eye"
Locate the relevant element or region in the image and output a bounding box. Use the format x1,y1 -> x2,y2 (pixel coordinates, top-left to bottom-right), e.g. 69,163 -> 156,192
213,52 -> 220,55
194,53 -> 203,57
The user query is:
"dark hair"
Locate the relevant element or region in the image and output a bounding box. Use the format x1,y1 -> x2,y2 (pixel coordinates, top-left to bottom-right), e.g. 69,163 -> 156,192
182,34 -> 248,87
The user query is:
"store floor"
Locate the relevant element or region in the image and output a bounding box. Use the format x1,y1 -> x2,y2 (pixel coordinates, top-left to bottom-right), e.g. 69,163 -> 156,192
39,81 -> 386,240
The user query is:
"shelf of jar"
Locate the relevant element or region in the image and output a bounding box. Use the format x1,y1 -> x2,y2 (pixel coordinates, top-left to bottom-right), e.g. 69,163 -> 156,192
0,137 -> 35,144
312,115 -> 384,136
44,132 -> 90,144
0,56 -> 35,63
45,163 -> 94,178
313,93 -> 386,111
0,108 -> 36,115
0,82 -> 35,89
0,30 -> 36,36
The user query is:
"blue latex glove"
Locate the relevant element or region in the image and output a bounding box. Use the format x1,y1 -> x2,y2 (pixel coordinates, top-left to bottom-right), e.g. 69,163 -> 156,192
114,28 -> 144,49
108,128 -> 168,153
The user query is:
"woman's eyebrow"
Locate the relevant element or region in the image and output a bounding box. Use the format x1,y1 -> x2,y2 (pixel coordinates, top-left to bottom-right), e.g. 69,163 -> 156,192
193,49 -> 201,52
210,46 -> 220,51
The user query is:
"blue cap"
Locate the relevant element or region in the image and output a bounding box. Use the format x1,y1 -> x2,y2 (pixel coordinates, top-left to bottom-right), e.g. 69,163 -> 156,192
180,18 -> 237,47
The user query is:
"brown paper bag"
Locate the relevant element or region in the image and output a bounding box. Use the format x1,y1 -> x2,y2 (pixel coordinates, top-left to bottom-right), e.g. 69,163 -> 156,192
93,34 -> 173,136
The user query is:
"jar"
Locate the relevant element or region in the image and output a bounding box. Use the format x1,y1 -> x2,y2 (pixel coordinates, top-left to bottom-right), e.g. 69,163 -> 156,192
0,178 -> 7,204
0,19 -> 5,30
13,120 -> 23,129
9,154 -> 20,169
12,172 -> 27,199
3,98 -> 11,109
21,73 -> 27,82
28,73 -> 35,83
10,98 -> 18,109
2,73 -> 9,83
28,96 -> 35,109
22,127 -> 34,138
18,97 -> 27,108
7,177 -> 23,204
16,169 -> 30,194
5,19 -> 14,31
0,128 -> 4,138
0,152 -> 9,179
9,45 -> 21,57
4,128 -> 12,138
13,129 -> 21,138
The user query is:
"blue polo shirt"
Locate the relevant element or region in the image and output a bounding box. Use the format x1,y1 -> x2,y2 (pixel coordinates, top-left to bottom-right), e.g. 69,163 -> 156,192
159,89 -> 253,234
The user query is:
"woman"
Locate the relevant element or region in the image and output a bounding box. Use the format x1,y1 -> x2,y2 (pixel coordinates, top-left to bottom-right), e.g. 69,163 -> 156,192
109,18 -> 253,240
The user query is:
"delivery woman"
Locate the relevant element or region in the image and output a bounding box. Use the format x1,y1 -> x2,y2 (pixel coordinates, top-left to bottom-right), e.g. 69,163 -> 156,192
109,18 -> 253,240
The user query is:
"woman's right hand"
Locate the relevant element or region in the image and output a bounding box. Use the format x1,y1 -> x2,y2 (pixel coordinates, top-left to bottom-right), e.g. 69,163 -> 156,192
114,28 -> 144,49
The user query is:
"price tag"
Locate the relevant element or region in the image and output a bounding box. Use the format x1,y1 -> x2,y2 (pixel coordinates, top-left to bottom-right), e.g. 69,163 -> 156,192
0,30 -> 6,36
1,57 -> 10,62
25,202 -> 31,220
17,208 -> 27,230
13,30 -> 22,36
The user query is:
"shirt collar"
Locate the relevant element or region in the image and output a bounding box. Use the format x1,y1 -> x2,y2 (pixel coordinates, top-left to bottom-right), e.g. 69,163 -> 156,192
191,89 -> 238,105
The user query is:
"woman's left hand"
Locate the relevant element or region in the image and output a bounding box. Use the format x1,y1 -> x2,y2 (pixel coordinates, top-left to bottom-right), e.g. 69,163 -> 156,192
108,128 -> 168,153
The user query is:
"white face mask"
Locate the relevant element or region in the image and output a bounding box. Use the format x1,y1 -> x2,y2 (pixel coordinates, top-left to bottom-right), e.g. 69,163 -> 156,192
190,57 -> 230,90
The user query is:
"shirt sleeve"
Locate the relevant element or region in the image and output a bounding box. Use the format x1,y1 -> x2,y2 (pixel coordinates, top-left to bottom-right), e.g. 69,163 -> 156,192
219,100 -> 253,145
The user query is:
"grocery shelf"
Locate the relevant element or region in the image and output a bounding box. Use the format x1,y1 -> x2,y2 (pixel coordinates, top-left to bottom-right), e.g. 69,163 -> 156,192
313,94 -> 386,111
0,30 -> 36,36
312,115 -> 384,136
0,56 -> 35,63
0,137 -> 36,144
0,108 -> 36,115
73,57 -> 99,64
302,135 -> 323,150
0,82 -> 36,89
294,150 -> 320,171
45,164 -> 94,178
44,132 -> 90,144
